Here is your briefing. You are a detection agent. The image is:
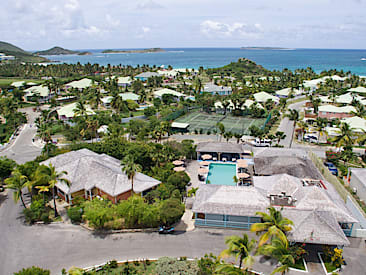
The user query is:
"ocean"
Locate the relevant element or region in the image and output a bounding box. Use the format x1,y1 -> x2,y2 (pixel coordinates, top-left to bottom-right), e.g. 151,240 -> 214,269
44,48 -> 366,75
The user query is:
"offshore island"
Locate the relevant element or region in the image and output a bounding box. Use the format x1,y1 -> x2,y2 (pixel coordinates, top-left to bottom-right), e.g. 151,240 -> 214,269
102,47 -> 165,54
34,46 -> 92,56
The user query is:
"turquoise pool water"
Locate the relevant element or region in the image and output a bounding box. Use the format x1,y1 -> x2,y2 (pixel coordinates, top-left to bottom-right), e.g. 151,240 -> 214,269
206,163 -> 237,186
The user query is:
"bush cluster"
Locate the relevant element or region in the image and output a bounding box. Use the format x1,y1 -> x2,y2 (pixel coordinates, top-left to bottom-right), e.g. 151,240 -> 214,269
23,199 -> 50,224
69,195 -> 185,230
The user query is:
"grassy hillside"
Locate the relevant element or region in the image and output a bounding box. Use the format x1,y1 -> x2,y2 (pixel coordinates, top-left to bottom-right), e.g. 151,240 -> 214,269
35,46 -> 80,55
207,58 -> 269,76
0,41 -> 49,63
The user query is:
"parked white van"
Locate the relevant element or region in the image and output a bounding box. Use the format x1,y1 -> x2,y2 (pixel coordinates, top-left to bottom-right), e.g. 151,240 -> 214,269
250,138 -> 271,147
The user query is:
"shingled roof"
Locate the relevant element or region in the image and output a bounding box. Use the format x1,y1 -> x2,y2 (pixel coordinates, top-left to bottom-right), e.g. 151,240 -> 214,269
254,156 -> 323,179
41,149 -> 161,196
196,142 -> 250,154
192,173 -> 357,246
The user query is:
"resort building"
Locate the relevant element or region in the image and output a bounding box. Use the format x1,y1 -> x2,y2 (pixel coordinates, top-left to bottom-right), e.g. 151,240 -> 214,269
317,105 -> 356,120
134,72 -> 160,81
196,142 -> 252,162
41,149 -> 161,204
11,81 -> 25,88
24,85 -> 52,102
0,53 -> 15,61
275,88 -> 301,98
65,78 -> 95,90
335,92 -> 364,105
326,116 -> 366,137
171,122 -> 190,133
153,88 -> 185,99
203,83 -> 232,96
56,102 -> 95,121
101,92 -> 140,107
192,173 -> 356,246
347,87 -> 366,94
117,76 -> 132,87
253,91 -> 279,104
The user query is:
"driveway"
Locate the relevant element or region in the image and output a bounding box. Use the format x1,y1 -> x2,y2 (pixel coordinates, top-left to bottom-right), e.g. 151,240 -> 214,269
278,100 -> 307,148
0,107 -> 42,164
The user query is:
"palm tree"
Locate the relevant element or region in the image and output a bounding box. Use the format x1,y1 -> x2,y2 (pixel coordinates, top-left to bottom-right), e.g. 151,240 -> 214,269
275,131 -> 286,145
296,121 -> 308,141
36,185 -> 50,203
91,88 -> 102,109
259,237 -> 295,275
332,122 -> 355,150
5,169 -> 28,208
121,155 -> 142,195
215,264 -> 248,275
35,164 -> 70,217
220,234 -> 256,270
74,100 -> 88,119
250,207 -> 293,247
287,109 -> 299,148
315,117 -> 328,144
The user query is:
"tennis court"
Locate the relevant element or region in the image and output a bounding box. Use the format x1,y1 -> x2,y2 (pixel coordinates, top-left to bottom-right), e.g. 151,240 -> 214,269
174,111 -> 266,135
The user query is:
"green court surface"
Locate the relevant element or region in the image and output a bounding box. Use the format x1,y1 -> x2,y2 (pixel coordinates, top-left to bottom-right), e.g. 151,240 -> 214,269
174,111 -> 266,134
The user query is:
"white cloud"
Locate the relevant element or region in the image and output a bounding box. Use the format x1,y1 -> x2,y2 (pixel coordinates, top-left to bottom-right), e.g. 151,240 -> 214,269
137,0 -> 163,10
142,26 -> 151,33
106,14 -> 120,28
136,26 -> 152,39
200,20 -> 263,38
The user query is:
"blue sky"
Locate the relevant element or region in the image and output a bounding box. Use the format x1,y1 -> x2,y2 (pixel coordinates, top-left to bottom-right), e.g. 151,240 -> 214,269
1,0 -> 365,50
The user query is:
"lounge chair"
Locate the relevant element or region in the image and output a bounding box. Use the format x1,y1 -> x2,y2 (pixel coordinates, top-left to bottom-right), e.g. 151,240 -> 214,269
222,157 -> 227,162
213,157 -> 217,161
232,158 -> 236,162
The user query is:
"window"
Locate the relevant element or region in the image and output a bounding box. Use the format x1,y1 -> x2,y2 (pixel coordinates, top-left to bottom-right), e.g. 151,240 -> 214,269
227,215 -> 249,223
206,214 -> 224,221
197,213 -> 205,219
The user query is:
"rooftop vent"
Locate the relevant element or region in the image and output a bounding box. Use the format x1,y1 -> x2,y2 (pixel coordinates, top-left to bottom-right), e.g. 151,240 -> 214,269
269,192 -> 296,207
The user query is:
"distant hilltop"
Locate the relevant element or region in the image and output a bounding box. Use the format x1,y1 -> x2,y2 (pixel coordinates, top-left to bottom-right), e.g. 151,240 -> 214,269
241,46 -> 293,50
102,48 -> 165,54
34,46 -> 91,56
0,41 -> 49,63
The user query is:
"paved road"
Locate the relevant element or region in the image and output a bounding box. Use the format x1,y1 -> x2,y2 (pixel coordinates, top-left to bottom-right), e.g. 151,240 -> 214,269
0,108 -> 42,164
0,193 -> 247,274
278,100 -> 307,148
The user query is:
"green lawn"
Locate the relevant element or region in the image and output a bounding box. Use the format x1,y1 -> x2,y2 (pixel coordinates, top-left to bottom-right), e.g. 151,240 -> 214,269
0,78 -> 45,86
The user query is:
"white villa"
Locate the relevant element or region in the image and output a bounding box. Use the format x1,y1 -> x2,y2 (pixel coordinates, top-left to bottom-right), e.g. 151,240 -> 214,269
56,102 -> 95,121
24,85 -> 51,102
253,91 -> 279,104
275,88 -> 302,98
65,78 -> 96,90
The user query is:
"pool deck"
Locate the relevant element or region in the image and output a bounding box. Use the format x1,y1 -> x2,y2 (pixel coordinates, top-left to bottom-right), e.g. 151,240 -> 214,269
186,160 -> 254,190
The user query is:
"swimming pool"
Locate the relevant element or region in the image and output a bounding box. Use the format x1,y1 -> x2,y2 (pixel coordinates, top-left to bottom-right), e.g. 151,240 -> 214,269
206,163 -> 237,186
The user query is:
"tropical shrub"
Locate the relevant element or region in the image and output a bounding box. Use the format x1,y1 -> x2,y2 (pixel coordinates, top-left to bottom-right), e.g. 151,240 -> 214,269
155,257 -> 199,275
14,266 -> 50,275
82,199 -> 114,229
67,206 -> 83,224
159,198 -> 185,226
23,199 -> 50,224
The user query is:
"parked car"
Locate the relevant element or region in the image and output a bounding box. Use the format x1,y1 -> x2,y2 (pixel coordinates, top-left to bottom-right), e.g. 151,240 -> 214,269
324,162 -> 338,176
250,138 -> 271,147
159,226 -> 175,234
304,134 -> 318,143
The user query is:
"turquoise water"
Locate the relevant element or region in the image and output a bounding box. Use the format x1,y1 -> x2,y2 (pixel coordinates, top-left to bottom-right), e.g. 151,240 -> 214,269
206,163 -> 237,186
45,48 -> 366,75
